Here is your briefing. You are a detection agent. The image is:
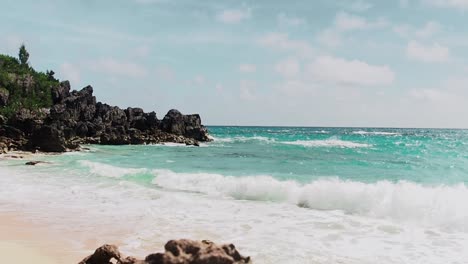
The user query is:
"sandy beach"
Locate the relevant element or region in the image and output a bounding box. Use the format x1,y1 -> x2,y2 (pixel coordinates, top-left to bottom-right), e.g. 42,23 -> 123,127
0,213 -> 84,263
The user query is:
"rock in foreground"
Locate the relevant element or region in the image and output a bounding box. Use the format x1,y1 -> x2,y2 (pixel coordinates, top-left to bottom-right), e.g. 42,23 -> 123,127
79,239 -> 251,264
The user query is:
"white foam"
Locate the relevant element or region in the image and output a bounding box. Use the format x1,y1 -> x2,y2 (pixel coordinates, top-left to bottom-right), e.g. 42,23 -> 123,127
1,165 -> 468,263
282,139 -> 371,148
79,160 -> 148,178
352,130 -> 400,136
211,136 -> 275,143
152,170 -> 468,231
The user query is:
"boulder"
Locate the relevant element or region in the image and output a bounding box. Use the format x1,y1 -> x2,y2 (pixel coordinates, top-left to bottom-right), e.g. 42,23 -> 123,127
160,109 -> 185,135
79,244 -> 123,264
160,110 -> 210,142
25,161 -> 49,166
80,240 -> 251,264
30,125 -> 67,152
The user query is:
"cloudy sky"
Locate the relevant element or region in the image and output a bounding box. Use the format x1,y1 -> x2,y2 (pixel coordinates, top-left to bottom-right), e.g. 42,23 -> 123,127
1,0 -> 468,128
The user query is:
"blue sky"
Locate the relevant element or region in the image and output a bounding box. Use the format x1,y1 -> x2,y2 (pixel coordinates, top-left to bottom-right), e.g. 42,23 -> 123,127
1,0 -> 468,127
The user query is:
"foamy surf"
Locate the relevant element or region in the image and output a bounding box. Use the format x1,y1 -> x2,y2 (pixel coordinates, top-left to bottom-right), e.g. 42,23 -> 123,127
211,136 -> 275,143
79,160 -> 149,178
282,139 -> 371,148
151,169 -> 468,231
2,126 -> 468,264
352,130 -> 401,136
1,159 -> 467,264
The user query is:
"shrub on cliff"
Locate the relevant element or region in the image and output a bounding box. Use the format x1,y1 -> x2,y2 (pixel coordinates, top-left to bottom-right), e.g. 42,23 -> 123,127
0,45 -> 57,117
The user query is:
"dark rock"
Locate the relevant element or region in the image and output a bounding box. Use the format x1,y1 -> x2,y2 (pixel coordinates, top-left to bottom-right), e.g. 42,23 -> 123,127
25,161 -> 49,166
8,108 -> 45,134
2,78 -> 211,153
79,244 -> 122,264
51,81 -> 71,104
30,125 -> 67,152
161,110 -> 210,142
76,122 -> 89,137
80,240 -> 251,264
161,109 -> 185,135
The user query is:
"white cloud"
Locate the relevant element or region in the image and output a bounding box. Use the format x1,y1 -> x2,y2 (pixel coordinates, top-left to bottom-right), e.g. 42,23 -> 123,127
133,0 -> 167,4
193,75 -> 206,86
317,12 -> 387,47
400,0 -> 410,8
308,55 -> 395,86
415,21 -> 441,38
215,83 -> 224,94
90,58 -> 148,78
59,63 -> 81,85
275,58 -> 300,78
334,12 -> 387,31
239,64 -> 257,73
239,80 -> 256,101
424,0 -> 468,9
132,45 -> 151,58
216,8 -> 251,24
394,21 -> 442,39
317,29 -> 342,47
393,25 -> 411,38
409,88 -> 454,102
155,65 -> 175,80
277,13 -> 306,27
406,41 -> 450,62
257,33 -> 314,57
349,0 -> 373,12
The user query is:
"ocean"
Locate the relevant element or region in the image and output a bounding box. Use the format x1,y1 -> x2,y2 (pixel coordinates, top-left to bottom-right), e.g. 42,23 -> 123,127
1,126 -> 468,263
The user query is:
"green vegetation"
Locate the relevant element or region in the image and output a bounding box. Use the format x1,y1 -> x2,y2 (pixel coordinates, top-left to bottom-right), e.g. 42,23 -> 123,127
19,44 -> 29,65
0,45 -> 58,117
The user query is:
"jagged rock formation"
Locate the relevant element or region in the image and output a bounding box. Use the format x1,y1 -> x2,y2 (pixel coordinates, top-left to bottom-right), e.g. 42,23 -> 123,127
79,240 -> 251,264
0,81 -> 210,153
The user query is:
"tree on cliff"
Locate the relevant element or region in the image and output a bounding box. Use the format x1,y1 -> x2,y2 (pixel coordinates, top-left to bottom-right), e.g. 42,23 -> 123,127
19,44 -> 29,65
0,47 -> 57,117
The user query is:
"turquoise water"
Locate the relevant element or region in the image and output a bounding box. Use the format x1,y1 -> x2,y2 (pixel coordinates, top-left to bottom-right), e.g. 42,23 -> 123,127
49,126 -> 468,184
1,126 -> 468,263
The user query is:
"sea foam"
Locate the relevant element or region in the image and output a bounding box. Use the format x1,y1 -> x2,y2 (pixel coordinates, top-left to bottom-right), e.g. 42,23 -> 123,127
152,169 -> 468,231
282,139 -> 371,148
79,160 -> 149,178
352,130 -> 401,136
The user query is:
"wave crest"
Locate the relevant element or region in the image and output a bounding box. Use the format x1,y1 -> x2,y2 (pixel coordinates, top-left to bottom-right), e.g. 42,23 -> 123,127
282,139 -> 371,148
352,130 -> 401,136
79,160 -> 149,178
152,170 -> 468,230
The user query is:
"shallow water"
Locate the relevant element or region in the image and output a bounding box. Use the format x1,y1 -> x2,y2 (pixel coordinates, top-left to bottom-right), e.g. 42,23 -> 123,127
1,126 -> 468,263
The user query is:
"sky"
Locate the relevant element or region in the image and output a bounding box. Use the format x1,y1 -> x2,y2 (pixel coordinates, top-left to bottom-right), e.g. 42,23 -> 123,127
1,0 -> 468,128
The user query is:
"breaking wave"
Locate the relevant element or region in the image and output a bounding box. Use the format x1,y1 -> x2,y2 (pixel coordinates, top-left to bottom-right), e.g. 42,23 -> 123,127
151,169 -> 468,230
282,139 -> 371,148
352,130 -> 401,136
78,160 -> 149,178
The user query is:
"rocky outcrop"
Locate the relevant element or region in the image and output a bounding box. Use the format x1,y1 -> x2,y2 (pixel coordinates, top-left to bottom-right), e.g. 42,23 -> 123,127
79,240 -> 251,264
161,110 -> 210,142
0,82 -> 211,153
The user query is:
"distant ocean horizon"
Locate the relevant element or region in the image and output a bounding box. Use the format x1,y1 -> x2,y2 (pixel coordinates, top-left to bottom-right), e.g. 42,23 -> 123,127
1,126 -> 468,263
